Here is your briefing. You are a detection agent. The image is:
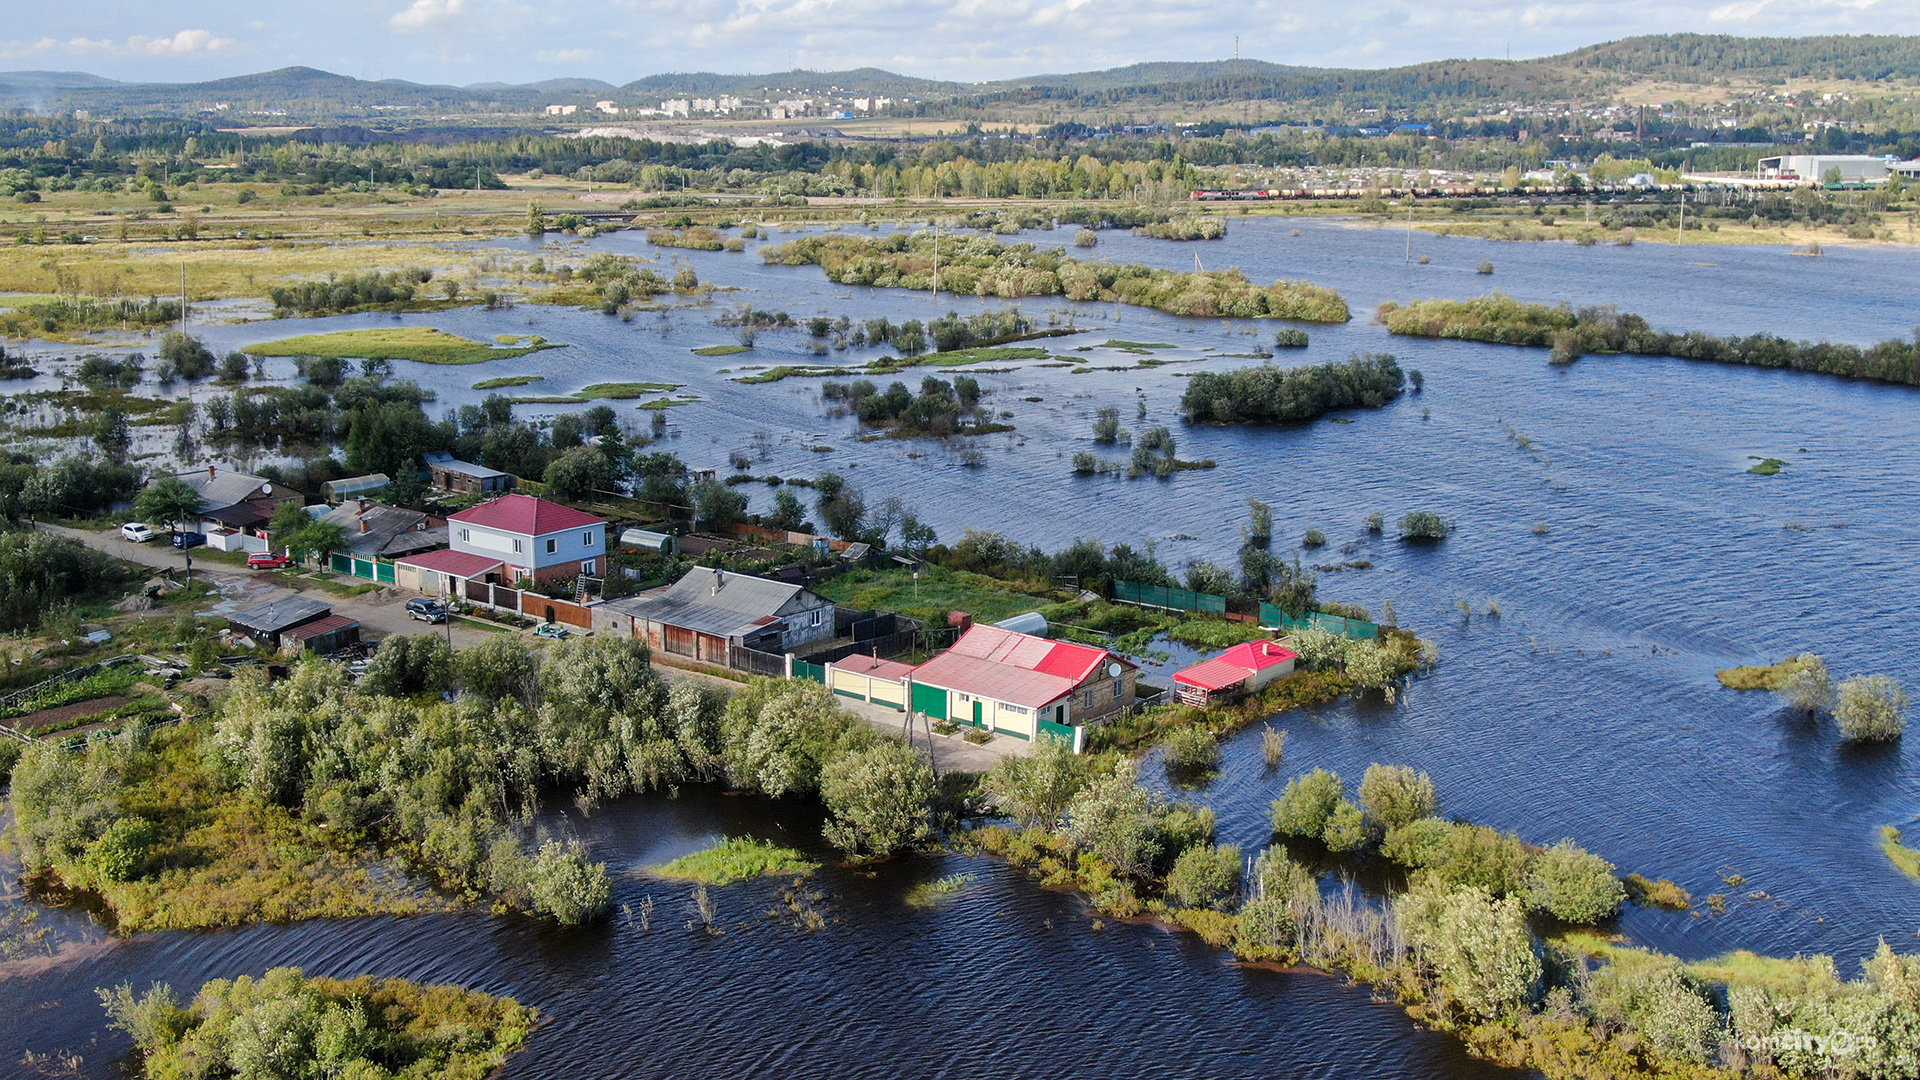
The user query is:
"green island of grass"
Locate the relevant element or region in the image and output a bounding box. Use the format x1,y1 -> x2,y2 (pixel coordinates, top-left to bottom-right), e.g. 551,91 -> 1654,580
576,381 -> 681,399
1882,825 -> 1920,882
473,374 -> 544,390
1100,339 -> 1175,349
102,967 -> 536,1080
694,344 -> 752,356
246,327 -> 563,366
1716,653 -> 1820,691
1748,457 -> 1788,475
653,837 -> 819,885
638,395 -> 700,409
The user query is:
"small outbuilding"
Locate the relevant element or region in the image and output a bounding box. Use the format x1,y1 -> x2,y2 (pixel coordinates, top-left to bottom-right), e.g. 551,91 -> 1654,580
1171,640 -> 1298,707
619,528 -> 677,555
226,595 -> 333,649
424,451 -> 515,495
280,614 -> 361,655
321,474 -> 391,503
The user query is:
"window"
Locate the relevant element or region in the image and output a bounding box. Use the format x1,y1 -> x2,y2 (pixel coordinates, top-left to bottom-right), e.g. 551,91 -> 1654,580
458,528 -> 470,542
512,538 -> 523,553
810,609 -> 822,626
1113,679 -> 1123,699
582,559 -> 596,575
1084,688 -> 1094,709
583,530 -> 596,547
545,538 -> 558,555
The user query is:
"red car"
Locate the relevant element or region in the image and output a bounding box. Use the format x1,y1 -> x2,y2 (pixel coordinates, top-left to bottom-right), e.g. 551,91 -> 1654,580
247,551 -> 293,570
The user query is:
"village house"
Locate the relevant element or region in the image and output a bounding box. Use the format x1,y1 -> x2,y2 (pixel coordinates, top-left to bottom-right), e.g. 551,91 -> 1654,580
166,466 -> 302,552
424,451 -> 515,496
906,624 -> 1138,751
595,566 -> 835,668
1171,639 -> 1298,708
444,493 -> 606,587
315,499 -> 446,561
225,594 -> 357,653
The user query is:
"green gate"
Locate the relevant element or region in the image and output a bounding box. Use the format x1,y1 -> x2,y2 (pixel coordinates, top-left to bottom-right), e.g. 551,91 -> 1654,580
376,562 -> 395,584
1039,719 -> 1077,744
793,660 -> 826,684
330,552 -> 352,575
910,681 -> 947,721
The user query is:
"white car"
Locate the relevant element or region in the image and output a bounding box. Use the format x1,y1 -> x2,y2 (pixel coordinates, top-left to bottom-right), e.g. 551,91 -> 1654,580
121,522 -> 156,543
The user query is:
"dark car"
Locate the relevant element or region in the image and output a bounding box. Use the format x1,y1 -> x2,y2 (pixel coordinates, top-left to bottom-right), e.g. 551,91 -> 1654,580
171,531 -> 207,549
405,597 -> 449,623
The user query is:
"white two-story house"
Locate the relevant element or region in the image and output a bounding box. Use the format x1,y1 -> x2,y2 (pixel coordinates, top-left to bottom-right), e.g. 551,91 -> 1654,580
445,494 -> 608,587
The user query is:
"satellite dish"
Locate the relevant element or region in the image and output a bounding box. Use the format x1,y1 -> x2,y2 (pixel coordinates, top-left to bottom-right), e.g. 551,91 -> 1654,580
262,483 -> 273,495
1107,662 -> 1124,678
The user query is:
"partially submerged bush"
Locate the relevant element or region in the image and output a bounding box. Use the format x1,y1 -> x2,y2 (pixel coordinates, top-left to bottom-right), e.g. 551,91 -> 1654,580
1399,511 -> 1450,542
1358,764 -> 1437,832
1163,726 -> 1221,772
1166,842 -> 1242,910
1397,882 -> 1540,1018
1272,768 -> 1344,838
1524,840 -> 1625,924
1834,675 -> 1908,741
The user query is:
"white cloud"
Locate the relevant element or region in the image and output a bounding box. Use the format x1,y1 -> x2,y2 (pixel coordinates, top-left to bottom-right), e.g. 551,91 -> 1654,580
1,30 -> 235,59
391,0 -> 469,32
1709,0 -> 1772,19
538,48 -> 599,63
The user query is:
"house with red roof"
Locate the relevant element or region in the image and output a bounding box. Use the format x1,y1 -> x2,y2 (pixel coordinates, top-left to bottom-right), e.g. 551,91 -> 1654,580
1171,639 -> 1298,707
444,493 -> 608,587
907,624 -> 1137,751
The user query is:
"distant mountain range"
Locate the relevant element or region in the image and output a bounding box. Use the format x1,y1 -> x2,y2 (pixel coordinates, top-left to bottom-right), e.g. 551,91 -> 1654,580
2,34 -> 1915,118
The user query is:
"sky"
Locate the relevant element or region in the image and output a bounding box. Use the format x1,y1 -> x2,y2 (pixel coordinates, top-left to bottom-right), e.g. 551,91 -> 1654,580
1,0 -> 1917,86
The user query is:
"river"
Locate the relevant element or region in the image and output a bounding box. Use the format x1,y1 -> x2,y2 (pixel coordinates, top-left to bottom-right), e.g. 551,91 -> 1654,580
3,216 -> 1917,1077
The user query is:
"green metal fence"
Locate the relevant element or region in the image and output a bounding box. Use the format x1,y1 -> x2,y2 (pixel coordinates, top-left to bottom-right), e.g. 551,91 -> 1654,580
1260,604 -> 1381,640
792,660 -> 825,683
1112,580 -> 1227,617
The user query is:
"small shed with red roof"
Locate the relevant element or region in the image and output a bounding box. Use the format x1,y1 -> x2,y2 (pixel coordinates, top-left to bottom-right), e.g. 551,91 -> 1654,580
1172,639 -> 1298,707
907,624 -> 1137,750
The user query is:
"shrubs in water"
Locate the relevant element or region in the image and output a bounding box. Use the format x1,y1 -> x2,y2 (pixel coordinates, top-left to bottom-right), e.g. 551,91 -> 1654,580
1272,768 -> 1368,850
763,232 -> 1351,322
1358,764 -> 1436,831
1273,328 -> 1310,348
1261,725 -> 1286,767
1475,260 -> 1496,275
1379,294 -> 1920,388
1166,843 -> 1243,910
1180,353 -> 1405,425
1834,675 -> 1908,742
1399,510 -> 1450,542
1075,228 -> 1099,248
1163,726 -> 1221,772
1303,528 -> 1326,548
1524,840 -> 1627,923
1091,406 -> 1124,444
100,967 -> 536,1080
1398,883 -> 1540,1018
819,740 -> 938,858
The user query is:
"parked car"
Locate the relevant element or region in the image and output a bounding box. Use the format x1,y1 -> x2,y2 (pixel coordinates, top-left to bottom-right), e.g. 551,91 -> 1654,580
535,622 -> 570,639
120,522 -> 156,543
171,531 -> 207,549
247,551 -> 293,570
405,597 -> 449,623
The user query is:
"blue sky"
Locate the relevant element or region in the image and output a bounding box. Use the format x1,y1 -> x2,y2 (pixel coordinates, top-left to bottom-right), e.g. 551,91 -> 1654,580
3,1 -> 1917,85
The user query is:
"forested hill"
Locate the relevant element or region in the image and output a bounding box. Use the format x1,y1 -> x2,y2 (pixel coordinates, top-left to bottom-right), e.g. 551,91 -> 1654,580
3,34 -> 1916,118
1557,34 -> 1920,81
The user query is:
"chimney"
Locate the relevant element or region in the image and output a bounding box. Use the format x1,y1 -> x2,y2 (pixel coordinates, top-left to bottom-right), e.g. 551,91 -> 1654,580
359,518 -> 370,534
711,569 -> 724,595
357,498 -> 370,514
207,465 -> 217,479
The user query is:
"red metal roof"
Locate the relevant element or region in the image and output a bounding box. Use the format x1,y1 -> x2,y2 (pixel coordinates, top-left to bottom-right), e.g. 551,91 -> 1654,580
448,493 -> 605,536
395,549 -> 505,578
283,614 -> 360,640
1173,640 -> 1298,690
911,625 -> 1131,709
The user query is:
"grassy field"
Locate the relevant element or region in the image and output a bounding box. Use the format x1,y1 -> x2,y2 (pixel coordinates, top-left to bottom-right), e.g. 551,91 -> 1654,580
694,344 -> 752,356
652,837 -> 817,885
246,327 -> 563,365
576,381 -> 681,398
816,566 -> 1057,625
1716,654 -> 1819,691
1882,824 -> 1920,883
473,374 -> 545,389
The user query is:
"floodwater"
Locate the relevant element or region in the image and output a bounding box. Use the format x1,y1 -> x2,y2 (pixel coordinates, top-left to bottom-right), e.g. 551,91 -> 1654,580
5,217 -> 1919,1076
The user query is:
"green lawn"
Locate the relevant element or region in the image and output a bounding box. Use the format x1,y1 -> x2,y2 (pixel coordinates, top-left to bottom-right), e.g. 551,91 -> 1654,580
816,566 -> 1054,625
246,327 -> 564,366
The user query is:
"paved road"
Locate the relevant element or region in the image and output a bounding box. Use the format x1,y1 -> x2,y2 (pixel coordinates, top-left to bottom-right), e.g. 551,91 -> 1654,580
42,523 -> 499,648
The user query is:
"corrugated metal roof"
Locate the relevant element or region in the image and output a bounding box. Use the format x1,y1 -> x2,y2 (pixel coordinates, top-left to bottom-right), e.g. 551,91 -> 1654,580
603,567 -> 811,640
912,625 -> 1129,709
228,594 -> 331,634
424,451 -> 510,480
396,549 -> 504,578
834,655 -> 916,681
1173,641 -> 1297,690
176,468 -> 277,513
282,614 -> 360,640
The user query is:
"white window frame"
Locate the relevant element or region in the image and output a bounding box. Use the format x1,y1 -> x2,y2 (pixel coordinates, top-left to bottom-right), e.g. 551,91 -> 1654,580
1113,679 -> 1123,699
458,528 -> 470,542
545,537 -> 558,555
582,559 -> 597,575
1083,687 -> 1094,708
512,538 -> 523,553
582,530 -> 596,547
